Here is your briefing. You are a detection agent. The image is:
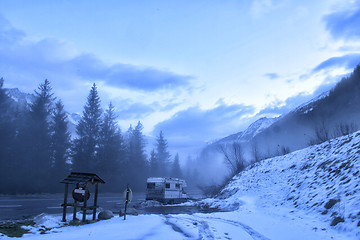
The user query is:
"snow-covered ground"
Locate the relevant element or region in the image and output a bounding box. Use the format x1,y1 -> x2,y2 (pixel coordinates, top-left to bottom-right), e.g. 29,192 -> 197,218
203,131 -> 360,239
1,131 -> 359,239
0,199 -> 354,240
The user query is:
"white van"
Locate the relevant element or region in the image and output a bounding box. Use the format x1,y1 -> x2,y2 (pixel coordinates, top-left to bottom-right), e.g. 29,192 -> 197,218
146,177 -> 188,203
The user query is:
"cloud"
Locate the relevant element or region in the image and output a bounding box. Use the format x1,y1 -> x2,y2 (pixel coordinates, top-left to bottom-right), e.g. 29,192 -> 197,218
264,73 -> 279,80
116,101 -> 155,120
0,16 -> 25,45
258,74 -> 342,116
112,98 -> 180,120
68,55 -> 193,91
153,103 -> 255,142
312,54 -> 360,72
258,92 -> 314,116
251,0 -> 274,18
0,14 -> 193,93
324,4 -> 360,40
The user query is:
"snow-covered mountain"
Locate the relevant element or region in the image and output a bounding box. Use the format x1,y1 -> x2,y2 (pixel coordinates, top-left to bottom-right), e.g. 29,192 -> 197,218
204,130 -> 360,237
5,88 -> 79,135
201,89 -> 334,157
195,66 -> 360,186
6,88 -> 34,103
6,88 -> 35,110
291,91 -> 329,115
206,117 -> 278,147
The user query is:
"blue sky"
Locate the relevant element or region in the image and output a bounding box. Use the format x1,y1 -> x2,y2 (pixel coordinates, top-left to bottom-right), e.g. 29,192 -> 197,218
1,0 -> 360,156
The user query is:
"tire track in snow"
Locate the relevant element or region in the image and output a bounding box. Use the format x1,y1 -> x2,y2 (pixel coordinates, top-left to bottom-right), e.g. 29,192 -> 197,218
164,216 -> 215,239
198,216 -> 271,240
197,220 -> 215,240
164,216 -> 194,238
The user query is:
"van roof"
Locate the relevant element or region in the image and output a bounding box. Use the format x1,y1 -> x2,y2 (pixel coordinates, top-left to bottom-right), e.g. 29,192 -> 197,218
147,177 -> 187,186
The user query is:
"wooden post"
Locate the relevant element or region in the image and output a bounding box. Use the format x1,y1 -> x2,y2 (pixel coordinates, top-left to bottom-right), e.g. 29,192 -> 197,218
62,183 -> 68,222
82,186 -> 88,222
124,187 -> 129,220
124,200 -> 128,220
93,183 -> 98,220
73,200 -> 77,220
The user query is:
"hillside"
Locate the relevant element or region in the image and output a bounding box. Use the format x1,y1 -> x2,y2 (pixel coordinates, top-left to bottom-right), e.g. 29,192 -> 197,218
205,130 -> 360,236
253,65 -> 360,156
194,65 -> 360,186
215,117 -> 278,144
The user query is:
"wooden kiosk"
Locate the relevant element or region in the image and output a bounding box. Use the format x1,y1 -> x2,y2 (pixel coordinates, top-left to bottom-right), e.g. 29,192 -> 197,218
61,172 -> 105,222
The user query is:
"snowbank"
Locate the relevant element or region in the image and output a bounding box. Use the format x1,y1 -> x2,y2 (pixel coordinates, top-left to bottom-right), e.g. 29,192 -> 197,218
209,131 -> 360,237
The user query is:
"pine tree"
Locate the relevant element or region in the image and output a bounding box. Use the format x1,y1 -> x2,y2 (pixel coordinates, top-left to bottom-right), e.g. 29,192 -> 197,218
50,100 -> 71,183
171,153 -> 182,178
27,79 -> 55,191
126,121 -> 148,189
149,149 -> 159,176
0,78 -> 11,160
72,83 -> 102,172
0,78 -> 17,192
155,131 -> 171,176
98,103 -> 125,188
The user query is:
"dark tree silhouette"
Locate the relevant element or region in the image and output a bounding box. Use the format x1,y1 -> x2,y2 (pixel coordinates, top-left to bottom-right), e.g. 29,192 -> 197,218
50,100 -> 71,184
126,121 -> 148,189
149,149 -> 159,176
26,79 -> 55,192
171,153 -> 182,178
72,83 -> 102,172
0,78 -> 17,192
97,103 -> 125,189
155,131 -> 171,176
218,142 -> 246,176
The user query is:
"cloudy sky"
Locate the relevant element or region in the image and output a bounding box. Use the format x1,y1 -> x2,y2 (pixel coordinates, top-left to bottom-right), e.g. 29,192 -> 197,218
1,0 -> 360,156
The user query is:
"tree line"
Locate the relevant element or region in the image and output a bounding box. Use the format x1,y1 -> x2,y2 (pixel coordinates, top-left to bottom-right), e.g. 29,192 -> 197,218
0,79 -> 182,193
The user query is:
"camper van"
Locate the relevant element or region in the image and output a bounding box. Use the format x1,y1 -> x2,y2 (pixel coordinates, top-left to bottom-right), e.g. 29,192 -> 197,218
146,177 -> 188,203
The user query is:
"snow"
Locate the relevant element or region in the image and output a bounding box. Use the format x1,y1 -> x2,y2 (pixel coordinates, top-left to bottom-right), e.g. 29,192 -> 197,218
204,131 -> 360,238
292,91 -> 329,114
3,204 -> 355,239
5,88 -> 35,105
17,215 -> 183,240
214,117 -> 278,145
2,131 -> 359,239
239,117 -> 278,141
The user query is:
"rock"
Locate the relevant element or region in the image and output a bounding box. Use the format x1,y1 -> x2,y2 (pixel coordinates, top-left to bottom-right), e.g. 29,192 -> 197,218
330,216 -> 344,226
324,199 -> 339,209
98,210 -> 114,220
321,210 -> 328,215
357,221 -> 360,227
119,208 -> 138,217
135,200 -> 161,208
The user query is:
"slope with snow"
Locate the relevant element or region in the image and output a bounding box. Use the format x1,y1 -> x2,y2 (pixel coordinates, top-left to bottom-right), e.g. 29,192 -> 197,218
6,88 -> 35,106
291,91 -> 329,115
207,131 -> 360,237
215,117 -> 277,145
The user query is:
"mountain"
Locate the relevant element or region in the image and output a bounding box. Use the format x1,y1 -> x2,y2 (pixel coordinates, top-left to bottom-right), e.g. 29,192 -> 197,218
5,88 -> 79,136
191,117 -> 278,185
219,117 -> 279,144
253,66 -> 360,158
194,65 -> 360,185
206,130 -> 360,236
6,88 -> 35,111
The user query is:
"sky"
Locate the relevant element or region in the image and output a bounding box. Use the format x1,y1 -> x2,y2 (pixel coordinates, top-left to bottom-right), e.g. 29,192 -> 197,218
0,0 -> 360,157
